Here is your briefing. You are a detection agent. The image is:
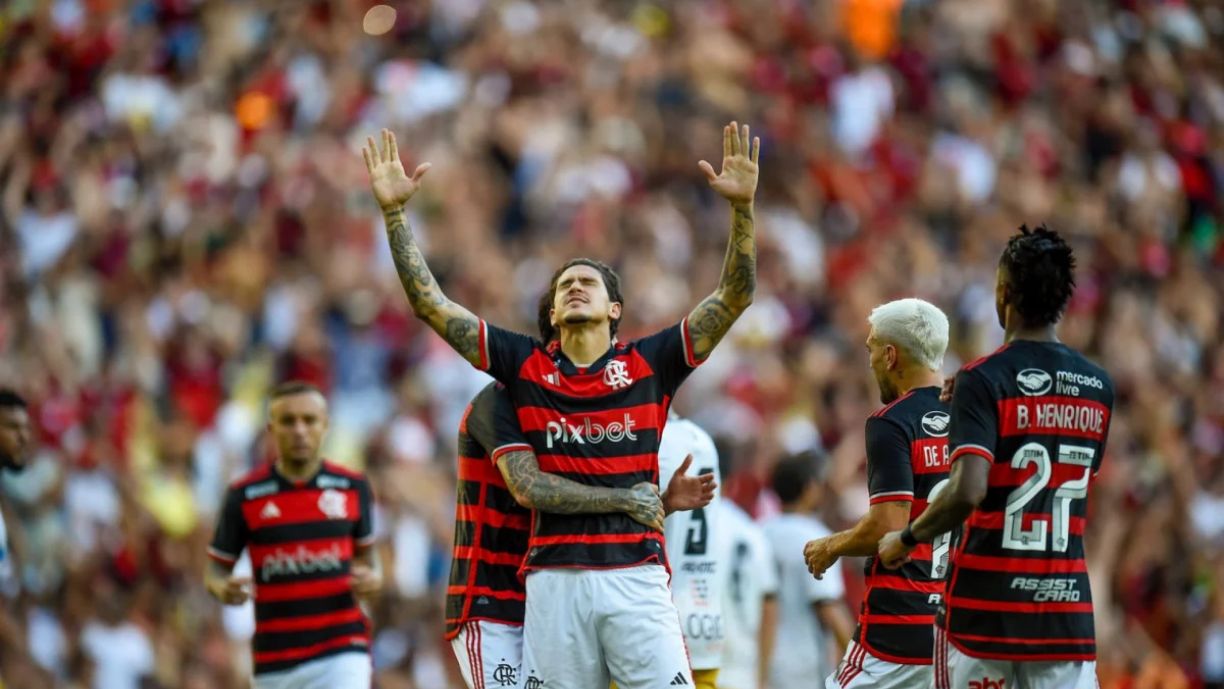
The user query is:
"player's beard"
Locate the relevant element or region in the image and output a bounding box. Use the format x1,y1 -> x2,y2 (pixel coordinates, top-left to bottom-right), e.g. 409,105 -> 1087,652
876,375 -> 900,405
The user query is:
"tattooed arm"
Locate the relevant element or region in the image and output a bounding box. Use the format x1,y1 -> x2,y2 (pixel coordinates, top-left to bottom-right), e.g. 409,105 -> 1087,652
362,129 -> 484,367
688,121 -> 760,361
497,450 -> 665,532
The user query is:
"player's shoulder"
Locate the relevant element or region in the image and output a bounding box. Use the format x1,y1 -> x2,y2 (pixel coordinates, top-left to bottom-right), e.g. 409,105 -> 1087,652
320,460 -> 369,487
227,463 -> 274,492
870,387 -> 948,439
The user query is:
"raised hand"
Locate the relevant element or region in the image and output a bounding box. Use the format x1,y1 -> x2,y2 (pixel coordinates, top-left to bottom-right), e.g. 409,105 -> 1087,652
362,128 -> 431,211
624,482 -> 666,533
662,454 -> 717,513
698,121 -> 760,208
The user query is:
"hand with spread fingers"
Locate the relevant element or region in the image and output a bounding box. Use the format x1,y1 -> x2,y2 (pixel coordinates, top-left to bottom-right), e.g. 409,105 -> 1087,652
362,128 -> 431,211
699,121 -> 760,208
662,454 -> 717,514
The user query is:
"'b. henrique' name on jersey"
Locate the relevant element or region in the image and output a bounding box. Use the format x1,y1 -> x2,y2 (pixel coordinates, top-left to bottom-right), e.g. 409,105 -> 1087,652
943,341 -> 1113,662
475,318 -> 706,571
208,462 -> 375,675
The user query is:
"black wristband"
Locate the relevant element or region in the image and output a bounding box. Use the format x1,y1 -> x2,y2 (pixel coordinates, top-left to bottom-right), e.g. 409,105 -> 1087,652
900,524 -> 920,547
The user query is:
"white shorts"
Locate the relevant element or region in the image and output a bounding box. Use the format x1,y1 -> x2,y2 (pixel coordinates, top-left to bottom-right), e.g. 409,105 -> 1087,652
520,565 -> 694,689
934,627 -> 1098,689
451,620 -> 525,689
826,641 -> 933,689
252,651 -> 371,689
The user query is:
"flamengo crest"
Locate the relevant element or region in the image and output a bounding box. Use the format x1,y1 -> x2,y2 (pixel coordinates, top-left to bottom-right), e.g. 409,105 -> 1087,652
603,359 -> 633,390
318,489 -> 348,519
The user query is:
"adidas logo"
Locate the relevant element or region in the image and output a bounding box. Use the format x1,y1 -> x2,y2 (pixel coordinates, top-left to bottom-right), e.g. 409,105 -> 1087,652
260,502 -> 282,520
670,672 -> 689,686
543,373 -> 559,386
477,596 -> 490,605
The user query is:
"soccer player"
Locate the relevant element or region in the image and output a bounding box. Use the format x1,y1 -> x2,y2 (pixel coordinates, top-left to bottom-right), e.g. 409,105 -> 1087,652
448,382 -> 712,689
879,225 -> 1114,689
715,490 -> 778,689
206,382 -> 381,689
656,414 -> 723,689
762,453 -> 855,686
803,298 -> 952,688
364,120 -> 758,689
0,390 -> 31,587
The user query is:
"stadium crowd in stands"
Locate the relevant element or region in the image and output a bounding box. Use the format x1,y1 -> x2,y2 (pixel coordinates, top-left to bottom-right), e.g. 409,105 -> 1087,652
0,1 -> 1220,687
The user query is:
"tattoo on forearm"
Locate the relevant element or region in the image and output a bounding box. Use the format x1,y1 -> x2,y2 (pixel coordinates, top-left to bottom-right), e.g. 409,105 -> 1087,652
383,208 -> 481,365
501,451 -> 626,514
687,204 -> 756,359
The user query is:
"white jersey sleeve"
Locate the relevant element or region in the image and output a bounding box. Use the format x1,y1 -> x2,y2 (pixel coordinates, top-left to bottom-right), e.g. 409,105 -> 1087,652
657,417 -> 723,670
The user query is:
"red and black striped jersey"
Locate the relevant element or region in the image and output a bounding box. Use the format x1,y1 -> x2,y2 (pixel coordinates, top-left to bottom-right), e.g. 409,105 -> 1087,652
856,386 -> 950,665
208,462 -> 375,675
445,382 -> 532,639
943,341 -> 1113,661
476,319 -> 703,571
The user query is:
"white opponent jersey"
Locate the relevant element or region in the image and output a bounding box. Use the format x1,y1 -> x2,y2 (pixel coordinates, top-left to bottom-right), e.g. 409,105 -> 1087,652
716,499 -> 778,689
657,417 -> 723,670
762,513 -> 845,684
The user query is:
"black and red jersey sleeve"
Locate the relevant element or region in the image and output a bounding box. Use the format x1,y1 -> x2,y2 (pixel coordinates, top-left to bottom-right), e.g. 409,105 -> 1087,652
948,368 -> 998,465
864,416 -> 914,505
354,478 -> 376,548
477,321 -> 538,383
207,486 -> 248,566
466,384 -> 532,467
633,320 -> 704,395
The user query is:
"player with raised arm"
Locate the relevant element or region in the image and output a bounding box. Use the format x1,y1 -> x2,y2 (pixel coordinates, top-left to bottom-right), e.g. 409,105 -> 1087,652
205,382 -> 381,689
803,299 -> 951,688
879,225 -> 1114,689
448,382 -> 712,689
364,121 -> 757,689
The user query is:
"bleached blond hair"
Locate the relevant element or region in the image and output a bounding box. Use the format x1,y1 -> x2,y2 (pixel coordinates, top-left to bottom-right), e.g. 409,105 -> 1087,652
867,298 -> 950,371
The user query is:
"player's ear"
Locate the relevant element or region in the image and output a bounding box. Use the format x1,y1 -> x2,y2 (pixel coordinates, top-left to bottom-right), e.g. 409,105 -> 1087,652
608,301 -> 622,320
549,307 -> 558,327
885,344 -> 899,370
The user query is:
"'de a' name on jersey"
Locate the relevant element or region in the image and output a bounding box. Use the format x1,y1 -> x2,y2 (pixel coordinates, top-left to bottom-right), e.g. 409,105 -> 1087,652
444,382 -> 532,639
475,319 -> 704,571
943,341 -> 1114,661
857,386 -> 951,665
209,462 -> 374,675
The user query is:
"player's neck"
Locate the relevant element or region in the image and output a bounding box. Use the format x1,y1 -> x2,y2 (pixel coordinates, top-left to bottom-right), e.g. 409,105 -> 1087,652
276,455 -> 323,483
1005,323 -> 1060,344
897,369 -> 944,397
558,326 -> 612,367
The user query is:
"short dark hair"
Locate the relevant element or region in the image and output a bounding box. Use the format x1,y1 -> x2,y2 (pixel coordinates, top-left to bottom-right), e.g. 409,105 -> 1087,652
999,224 -> 1076,328
537,258 -> 625,342
0,389 -> 27,411
269,380 -> 324,402
771,450 -> 825,505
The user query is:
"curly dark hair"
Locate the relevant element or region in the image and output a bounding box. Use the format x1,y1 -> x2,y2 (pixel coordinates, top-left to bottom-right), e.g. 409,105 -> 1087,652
999,224 -> 1077,328
537,258 -> 624,342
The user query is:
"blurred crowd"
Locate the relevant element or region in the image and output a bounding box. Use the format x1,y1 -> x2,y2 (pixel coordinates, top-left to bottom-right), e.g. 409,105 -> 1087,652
0,0 -> 1221,687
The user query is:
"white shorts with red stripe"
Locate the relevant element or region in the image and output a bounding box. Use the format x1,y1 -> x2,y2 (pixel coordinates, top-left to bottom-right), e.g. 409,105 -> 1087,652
932,627 -> 1099,689
826,641 -> 933,689
451,620 -> 524,689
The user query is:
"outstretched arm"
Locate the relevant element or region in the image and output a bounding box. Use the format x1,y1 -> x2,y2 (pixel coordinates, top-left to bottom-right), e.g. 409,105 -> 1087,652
497,450 -> 665,532
363,129 -> 483,367
687,121 -> 760,362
